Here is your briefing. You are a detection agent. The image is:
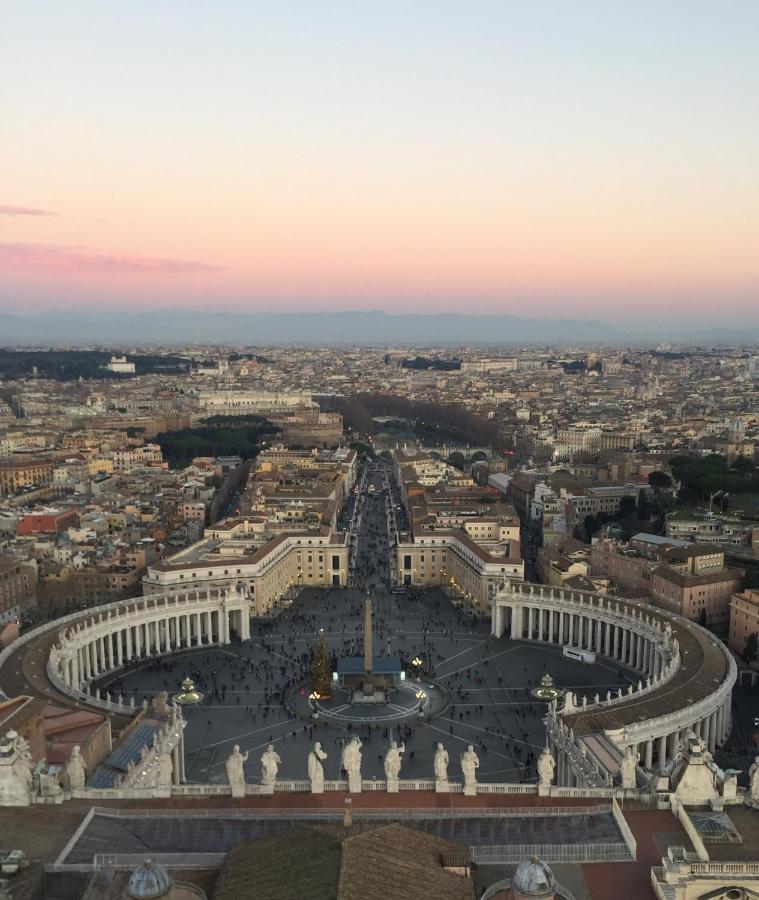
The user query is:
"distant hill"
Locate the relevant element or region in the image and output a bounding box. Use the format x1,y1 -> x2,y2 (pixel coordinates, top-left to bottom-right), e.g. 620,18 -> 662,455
0,309 -> 757,346
0,310 -> 615,346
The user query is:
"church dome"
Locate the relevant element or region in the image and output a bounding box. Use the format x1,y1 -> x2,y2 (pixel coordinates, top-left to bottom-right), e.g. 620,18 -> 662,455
127,859 -> 172,899
511,856 -> 556,897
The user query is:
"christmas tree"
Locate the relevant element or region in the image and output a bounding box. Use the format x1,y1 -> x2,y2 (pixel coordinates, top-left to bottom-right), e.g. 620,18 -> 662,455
311,629 -> 332,697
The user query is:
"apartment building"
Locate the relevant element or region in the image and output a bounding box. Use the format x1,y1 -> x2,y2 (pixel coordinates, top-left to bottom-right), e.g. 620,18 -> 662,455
652,565 -> 743,630
110,444 -> 165,473
666,511 -> 759,550
590,534 -> 743,628
729,590 -> 759,661
565,483 -> 654,527
0,459 -> 54,496
16,508 -> 79,536
0,555 -> 38,625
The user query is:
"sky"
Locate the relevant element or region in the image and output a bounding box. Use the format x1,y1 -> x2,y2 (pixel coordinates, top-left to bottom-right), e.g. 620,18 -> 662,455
1,1 -> 758,325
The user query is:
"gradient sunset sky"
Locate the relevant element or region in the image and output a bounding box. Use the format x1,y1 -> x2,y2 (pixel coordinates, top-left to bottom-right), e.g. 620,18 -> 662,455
2,1 -> 758,324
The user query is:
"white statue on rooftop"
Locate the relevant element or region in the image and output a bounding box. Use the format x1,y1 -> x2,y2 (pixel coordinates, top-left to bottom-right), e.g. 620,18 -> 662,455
157,749 -> 173,788
0,731 -> 34,806
383,740 -> 405,792
225,745 -> 248,798
434,743 -> 449,791
620,745 -> 638,790
260,744 -> 281,790
66,745 -> 87,792
749,756 -> 759,803
460,744 -> 479,796
308,742 -> 328,793
537,747 -> 556,792
341,737 -> 363,793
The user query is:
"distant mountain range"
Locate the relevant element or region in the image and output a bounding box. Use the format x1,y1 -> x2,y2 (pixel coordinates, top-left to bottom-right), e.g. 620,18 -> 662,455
0,310 -> 757,347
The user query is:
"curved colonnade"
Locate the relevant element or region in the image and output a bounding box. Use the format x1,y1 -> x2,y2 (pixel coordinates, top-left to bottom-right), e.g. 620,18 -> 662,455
46,587 -> 251,713
492,582 -> 736,785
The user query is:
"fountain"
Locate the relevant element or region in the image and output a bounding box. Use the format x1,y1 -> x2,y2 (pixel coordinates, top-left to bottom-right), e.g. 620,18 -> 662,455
174,677 -> 204,705
531,673 -> 563,703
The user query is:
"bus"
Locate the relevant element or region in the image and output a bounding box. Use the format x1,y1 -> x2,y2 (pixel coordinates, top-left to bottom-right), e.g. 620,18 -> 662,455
562,646 -> 596,664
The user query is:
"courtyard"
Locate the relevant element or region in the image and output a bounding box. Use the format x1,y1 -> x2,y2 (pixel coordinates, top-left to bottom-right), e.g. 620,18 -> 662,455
96,587 -> 636,785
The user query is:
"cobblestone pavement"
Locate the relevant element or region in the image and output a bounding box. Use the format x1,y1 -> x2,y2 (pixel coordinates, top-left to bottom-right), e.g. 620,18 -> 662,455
98,587 -> 635,784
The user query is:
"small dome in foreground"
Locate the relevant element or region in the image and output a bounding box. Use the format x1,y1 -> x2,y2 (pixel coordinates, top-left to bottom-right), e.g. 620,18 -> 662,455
511,856 -> 556,897
127,859 -> 172,899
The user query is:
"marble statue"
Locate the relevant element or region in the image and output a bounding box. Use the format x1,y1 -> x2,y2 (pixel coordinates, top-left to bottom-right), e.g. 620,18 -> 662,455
722,769 -> 739,802
157,750 -> 173,788
620,745 -> 638,790
39,771 -> 63,801
434,743 -> 449,792
383,740 -> 405,791
66,745 -> 87,792
225,745 -> 249,798
460,744 -> 479,796
341,737 -> 363,793
260,744 -> 281,790
0,731 -> 34,806
308,742 -> 328,793
749,756 -> 759,803
537,747 -> 556,793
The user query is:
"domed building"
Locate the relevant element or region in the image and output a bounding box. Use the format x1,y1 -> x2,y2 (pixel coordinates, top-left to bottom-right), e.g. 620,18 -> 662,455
480,855 -> 572,900
123,859 -> 206,900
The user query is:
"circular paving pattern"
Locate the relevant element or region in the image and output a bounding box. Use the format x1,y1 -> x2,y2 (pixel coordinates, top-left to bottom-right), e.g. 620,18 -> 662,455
287,677 -> 448,726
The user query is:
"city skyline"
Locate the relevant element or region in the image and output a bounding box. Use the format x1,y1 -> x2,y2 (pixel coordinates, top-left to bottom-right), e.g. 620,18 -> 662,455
2,1 -> 759,325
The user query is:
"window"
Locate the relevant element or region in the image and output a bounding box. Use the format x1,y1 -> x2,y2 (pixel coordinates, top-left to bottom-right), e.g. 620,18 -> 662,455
404,555 -> 412,570
332,555 -> 340,569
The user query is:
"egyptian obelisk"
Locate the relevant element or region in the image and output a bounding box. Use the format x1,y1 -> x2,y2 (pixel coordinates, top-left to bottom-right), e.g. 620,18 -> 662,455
363,594 -> 373,674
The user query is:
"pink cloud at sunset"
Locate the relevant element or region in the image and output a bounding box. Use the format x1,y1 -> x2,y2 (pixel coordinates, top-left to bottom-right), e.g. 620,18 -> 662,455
0,205 -> 58,218
0,242 -> 222,276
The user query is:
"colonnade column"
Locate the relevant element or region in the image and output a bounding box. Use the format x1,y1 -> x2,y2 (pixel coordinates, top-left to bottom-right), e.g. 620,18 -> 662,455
658,734 -> 667,769
511,605 -> 522,640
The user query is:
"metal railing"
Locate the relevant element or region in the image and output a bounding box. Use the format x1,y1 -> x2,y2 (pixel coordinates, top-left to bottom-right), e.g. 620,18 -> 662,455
472,841 -> 631,864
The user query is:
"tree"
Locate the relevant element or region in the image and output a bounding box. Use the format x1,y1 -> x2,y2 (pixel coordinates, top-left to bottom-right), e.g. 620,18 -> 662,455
619,495 -> 637,519
311,630 -> 332,696
744,632 -> 758,666
349,441 -> 374,458
677,485 -> 699,506
648,471 -> 672,491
